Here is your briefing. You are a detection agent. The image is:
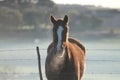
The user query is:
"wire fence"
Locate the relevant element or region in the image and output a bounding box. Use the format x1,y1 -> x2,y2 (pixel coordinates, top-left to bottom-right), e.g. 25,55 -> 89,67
0,48 -> 120,61
0,48 -> 120,51
0,58 -> 120,62
0,48 -> 120,62
0,48 -> 120,78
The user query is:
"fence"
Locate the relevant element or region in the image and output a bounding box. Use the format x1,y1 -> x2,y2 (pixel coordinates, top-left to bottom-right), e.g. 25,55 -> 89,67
0,48 -> 120,80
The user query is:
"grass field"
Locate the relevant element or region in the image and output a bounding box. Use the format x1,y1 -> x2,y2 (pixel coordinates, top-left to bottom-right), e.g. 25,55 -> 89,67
0,37 -> 120,80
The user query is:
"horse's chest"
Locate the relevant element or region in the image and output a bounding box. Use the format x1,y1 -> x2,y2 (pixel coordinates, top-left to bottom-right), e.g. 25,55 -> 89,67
46,52 -> 75,80
48,55 -> 66,73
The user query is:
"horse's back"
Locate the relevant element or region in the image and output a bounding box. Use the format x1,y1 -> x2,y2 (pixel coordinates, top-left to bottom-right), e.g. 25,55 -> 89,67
68,38 -> 85,54
68,38 -> 85,79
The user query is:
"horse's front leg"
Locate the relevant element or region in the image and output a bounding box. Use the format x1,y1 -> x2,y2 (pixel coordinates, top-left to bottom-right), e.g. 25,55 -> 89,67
77,63 -> 81,80
79,61 -> 85,80
75,61 -> 85,80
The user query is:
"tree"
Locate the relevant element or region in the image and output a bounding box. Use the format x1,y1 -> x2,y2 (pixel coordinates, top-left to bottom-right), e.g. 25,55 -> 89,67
69,13 -> 102,32
0,0 -> 15,6
37,0 -> 54,6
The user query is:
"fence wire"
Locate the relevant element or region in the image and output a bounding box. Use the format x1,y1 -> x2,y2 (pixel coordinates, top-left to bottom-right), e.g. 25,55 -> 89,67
0,48 -> 120,51
0,48 -> 120,76
0,48 -> 120,62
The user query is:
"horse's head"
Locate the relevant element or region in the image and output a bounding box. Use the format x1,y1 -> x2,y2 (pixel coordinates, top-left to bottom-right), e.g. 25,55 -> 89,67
50,15 -> 69,53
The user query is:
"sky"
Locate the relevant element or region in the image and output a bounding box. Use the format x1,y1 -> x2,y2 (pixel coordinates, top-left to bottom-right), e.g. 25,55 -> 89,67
52,0 -> 120,9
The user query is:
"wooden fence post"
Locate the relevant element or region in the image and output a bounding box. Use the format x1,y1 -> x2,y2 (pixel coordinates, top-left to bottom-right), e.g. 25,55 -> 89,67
36,46 -> 43,80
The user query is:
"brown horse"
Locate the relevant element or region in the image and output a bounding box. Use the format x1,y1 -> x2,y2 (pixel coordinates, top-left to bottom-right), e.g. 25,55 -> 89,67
45,15 -> 86,80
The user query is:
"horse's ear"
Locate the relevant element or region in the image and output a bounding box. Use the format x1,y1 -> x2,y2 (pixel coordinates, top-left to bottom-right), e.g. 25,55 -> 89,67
63,15 -> 68,24
50,15 -> 56,24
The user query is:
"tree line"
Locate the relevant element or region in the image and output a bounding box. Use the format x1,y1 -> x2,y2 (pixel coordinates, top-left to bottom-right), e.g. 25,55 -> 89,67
0,0 -> 103,38
0,0 -> 57,31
